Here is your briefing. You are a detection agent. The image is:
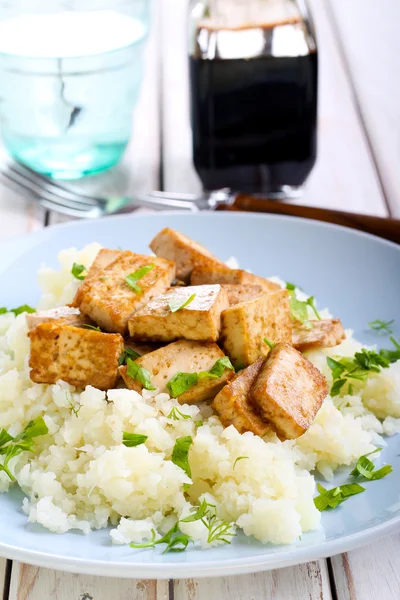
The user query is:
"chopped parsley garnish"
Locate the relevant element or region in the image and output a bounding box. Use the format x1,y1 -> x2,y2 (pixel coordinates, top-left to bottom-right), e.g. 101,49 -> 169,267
168,293 -> 196,313
66,392 -> 81,417
327,347 -> 393,397
171,436 -> 193,477
166,358 -> 234,398
119,347 -> 141,365
71,263 -> 87,281
130,499 -> 236,553
314,482 -> 365,511
0,305 -> 36,316
167,372 -> 199,398
0,417 -> 48,481
350,448 -> 393,481
125,264 -> 155,293
233,456 -> 249,469
126,358 -> 155,390
379,337 -> 400,364
368,319 -> 395,334
285,283 -> 320,327
80,324 -> 102,332
264,338 -> 275,349
167,406 -> 191,421
122,432 -> 148,447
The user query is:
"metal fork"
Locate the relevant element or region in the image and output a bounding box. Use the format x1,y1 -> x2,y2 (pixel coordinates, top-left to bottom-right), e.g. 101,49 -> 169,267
0,159 -> 233,217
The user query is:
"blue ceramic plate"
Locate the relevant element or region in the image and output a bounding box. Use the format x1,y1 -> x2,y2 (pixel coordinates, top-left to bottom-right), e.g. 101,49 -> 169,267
0,211 -> 399,579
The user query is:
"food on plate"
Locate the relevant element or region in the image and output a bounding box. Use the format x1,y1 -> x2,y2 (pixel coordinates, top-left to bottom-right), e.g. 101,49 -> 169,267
221,283 -> 263,306
191,263 -> 280,292
212,357 -> 270,436
249,343 -> 328,439
293,318 -> 345,352
0,229 -> 397,553
29,322 -> 124,389
73,251 -> 175,334
128,284 -> 229,342
150,226 -> 225,282
220,289 -> 292,368
119,339 -> 234,404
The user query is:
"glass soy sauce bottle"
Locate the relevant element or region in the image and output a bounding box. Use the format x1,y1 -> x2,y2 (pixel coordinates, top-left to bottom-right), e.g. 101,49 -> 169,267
188,0 -> 318,197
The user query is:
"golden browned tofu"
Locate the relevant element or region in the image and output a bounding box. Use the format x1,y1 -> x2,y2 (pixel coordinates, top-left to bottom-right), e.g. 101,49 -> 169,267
249,343 -> 328,440
26,307 -> 89,330
220,289 -> 292,368
191,264 -> 280,293
149,227 -> 225,282
128,285 -> 229,343
29,323 -> 124,390
212,358 -> 270,436
222,284 -> 263,306
72,249 -> 123,307
74,251 -> 175,335
119,340 -> 234,404
293,319 -> 346,352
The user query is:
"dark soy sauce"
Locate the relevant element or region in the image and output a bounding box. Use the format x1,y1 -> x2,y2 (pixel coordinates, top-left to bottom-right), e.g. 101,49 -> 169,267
189,21 -> 318,193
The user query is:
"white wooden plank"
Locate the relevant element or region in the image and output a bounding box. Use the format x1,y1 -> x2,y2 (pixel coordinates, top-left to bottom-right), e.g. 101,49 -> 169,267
331,533 -> 400,600
327,0 -> 400,217
174,560 -> 332,600
0,189 -> 44,241
8,562 -> 168,600
0,559 -> 7,598
160,0 -> 386,215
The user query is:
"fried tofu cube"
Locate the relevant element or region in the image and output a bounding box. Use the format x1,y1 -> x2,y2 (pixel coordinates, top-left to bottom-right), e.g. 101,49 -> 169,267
222,284 -> 263,306
249,343 -> 328,439
72,249 -> 123,307
26,307 -> 89,330
212,358 -> 270,436
128,285 -> 229,343
293,319 -> 346,352
29,323 -> 124,390
220,289 -> 292,368
149,227 -> 225,282
124,338 -> 163,357
119,340 -> 234,405
191,264 -> 280,293
74,251 -> 175,335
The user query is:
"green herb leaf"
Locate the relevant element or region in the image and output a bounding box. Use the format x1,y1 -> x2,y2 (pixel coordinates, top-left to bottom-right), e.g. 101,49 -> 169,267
11,304 -> 36,316
330,378 -> 347,397
14,417 -> 48,442
65,393 -> 81,417
379,337 -> 400,364
233,456 -> 249,469
119,347 -> 141,366
180,500 -> 209,523
368,319 -> 395,334
0,308 -> 7,314
129,528 -> 157,549
350,448 -> 393,481
162,534 -> 192,553
0,417 -> 48,481
80,324 -> 102,332
314,482 -> 365,511
327,357 -> 347,380
0,430 -> 14,448
206,357 -> 235,378
166,372 -> 199,398
194,420 -> 203,428
126,358 -> 156,391
348,383 -> 354,396
71,263 -> 87,281
264,338 -> 275,349
125,264 -> 155,294
167,406 -> 191,421
171,436 -> 193,477
306,296 -> 321,320
122,432 -> 148,447
168,293 -> 196,313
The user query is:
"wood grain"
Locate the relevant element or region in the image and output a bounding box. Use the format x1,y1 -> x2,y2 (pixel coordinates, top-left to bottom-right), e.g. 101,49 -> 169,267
173,561 -> 332,600
331,534 -> 400,600
8,563 -> 168,600
0,559 -> 7,598
327,0 -> 400,217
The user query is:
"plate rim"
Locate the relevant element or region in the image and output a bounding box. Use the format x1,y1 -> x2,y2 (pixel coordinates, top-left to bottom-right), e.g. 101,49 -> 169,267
0,210 -> 399,578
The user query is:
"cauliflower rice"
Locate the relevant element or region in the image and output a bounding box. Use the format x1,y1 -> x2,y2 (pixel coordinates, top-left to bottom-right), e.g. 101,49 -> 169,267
0,243 -> 399,548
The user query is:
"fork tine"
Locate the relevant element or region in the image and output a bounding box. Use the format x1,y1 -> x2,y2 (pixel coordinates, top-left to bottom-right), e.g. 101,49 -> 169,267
0,169 -> 103,213
4,162 -> 101,207
38,198 -> 102,218
148,190 -> 199,202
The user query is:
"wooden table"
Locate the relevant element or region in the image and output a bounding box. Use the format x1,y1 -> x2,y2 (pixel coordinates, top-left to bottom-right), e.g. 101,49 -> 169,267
0,1 -> 399,598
